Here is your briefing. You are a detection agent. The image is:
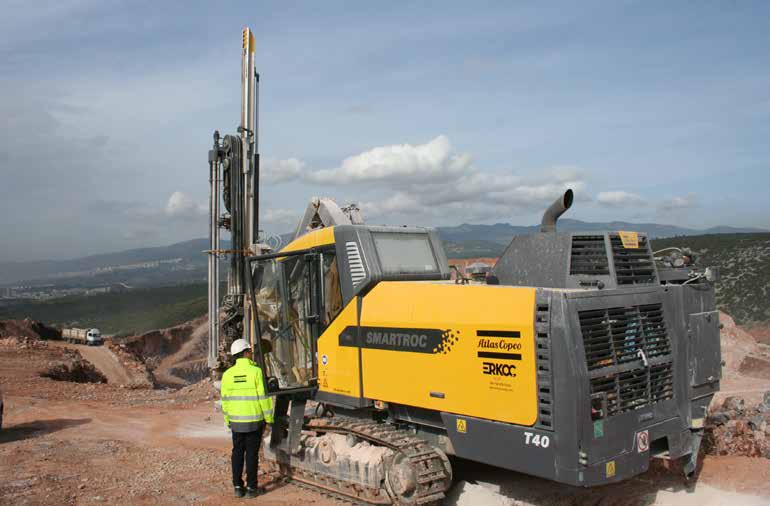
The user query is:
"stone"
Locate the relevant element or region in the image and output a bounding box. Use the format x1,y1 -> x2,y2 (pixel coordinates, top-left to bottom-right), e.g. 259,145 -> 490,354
736,420 -> 752,435
723,396 -> 746,414
748,414 -> 765,429
710,411 -> 731,425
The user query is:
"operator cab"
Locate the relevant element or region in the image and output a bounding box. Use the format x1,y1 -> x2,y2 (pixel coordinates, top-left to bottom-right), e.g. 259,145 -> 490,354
248,225 -> 449,393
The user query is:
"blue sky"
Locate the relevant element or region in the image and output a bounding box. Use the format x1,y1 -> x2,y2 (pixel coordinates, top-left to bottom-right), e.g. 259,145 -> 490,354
1,1 -> 769,260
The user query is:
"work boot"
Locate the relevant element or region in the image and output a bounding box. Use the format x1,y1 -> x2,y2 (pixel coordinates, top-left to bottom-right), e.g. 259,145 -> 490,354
234,486 -> 245,498
245,487 -> 264,498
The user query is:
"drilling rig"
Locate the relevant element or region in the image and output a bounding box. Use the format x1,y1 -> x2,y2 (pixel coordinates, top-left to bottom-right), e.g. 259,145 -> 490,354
206,28 -> 260,372
208,28 -> 722,505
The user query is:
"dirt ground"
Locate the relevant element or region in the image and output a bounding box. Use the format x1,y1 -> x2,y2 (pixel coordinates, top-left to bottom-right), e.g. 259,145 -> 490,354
0,340 -> 320,505
1,332 -> 770,505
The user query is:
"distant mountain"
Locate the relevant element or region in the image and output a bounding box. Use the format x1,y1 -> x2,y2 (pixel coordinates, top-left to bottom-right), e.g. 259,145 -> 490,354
3,232 -> 768,329
0,221 -> 765,287
435,219 -> 766,246
0,239 -> 214,286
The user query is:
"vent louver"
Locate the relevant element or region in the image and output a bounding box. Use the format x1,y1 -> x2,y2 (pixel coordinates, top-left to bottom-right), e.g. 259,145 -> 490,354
610,234 -> 656,285
345,241 -> 366,286
570,235 -> 609,275
535,300 -> 553,430
589,363 -> 674,417
579,304 -> 671,370
580,303 -> 674,418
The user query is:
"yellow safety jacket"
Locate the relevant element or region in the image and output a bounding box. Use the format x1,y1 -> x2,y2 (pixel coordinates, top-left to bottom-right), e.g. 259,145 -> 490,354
221,358 -> 274,432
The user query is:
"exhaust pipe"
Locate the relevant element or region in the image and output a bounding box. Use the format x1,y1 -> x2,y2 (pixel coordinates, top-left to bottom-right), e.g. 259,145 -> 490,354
540,189 -> 573,233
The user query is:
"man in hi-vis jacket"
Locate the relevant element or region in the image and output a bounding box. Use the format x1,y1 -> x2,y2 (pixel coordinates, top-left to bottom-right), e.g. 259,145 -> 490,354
221,339 -> 274,498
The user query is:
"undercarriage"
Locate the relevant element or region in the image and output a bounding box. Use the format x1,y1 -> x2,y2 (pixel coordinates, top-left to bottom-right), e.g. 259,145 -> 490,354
264,415 -> 452,505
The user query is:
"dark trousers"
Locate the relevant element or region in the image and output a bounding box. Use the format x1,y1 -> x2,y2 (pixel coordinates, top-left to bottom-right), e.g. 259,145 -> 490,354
231,424 -> 265,488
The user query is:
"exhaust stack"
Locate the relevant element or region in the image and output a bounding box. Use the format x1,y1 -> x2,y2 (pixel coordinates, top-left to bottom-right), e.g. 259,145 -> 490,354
540,189 -> 573,233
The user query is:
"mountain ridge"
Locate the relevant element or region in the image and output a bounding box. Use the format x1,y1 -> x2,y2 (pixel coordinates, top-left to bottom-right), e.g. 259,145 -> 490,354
0,220 -> 765,285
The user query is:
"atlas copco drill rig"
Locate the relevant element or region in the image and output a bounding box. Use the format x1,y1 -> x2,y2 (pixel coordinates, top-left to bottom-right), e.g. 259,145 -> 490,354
208,28 -> 722,505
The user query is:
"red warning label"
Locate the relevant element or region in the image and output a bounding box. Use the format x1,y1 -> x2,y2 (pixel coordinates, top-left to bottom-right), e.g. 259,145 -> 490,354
637,430 -> 650,453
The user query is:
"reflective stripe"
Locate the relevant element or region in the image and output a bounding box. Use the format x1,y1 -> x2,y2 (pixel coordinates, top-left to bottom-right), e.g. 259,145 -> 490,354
221,395 -> 269,401
262,409 -> 274,416
230,420 -> 265,433
228,414 -> 265,421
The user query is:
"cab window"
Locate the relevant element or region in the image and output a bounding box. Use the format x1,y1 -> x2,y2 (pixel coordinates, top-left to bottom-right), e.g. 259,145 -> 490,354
321,252 -> 343,329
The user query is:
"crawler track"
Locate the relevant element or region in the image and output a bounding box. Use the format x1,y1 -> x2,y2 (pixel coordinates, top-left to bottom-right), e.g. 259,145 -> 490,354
266,416 -> 452,505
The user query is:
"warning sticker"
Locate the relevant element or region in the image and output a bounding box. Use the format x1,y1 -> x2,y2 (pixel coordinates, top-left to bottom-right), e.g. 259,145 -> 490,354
456,419 -> 467,434
637,430 -> 650,453
606,460 -> 616,478
617,231 -> 639,249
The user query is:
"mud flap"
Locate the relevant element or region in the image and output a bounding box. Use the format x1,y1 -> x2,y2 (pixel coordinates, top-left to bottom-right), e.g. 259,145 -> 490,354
683,430 -> 703,478
269,396 -> 307,456
288,399 -> 307,454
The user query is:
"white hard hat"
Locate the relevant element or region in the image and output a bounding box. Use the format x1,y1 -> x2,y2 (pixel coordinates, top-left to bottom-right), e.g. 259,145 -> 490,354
230,339 -> 251,356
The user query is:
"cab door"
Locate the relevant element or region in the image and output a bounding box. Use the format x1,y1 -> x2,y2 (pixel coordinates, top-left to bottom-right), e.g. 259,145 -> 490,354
248,250 -> 321,393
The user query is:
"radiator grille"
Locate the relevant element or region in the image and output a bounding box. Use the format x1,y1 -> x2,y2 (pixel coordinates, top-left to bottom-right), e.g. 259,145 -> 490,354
610,234 -> 656,285
579,303 -> 671,370
535,300 -> 553,430
570,235 -> 610,275
589,363 -> 674,417
581,303 -> 674,418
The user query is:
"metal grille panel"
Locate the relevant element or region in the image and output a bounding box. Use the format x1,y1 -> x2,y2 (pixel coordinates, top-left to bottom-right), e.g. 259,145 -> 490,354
581,303 -> 674,418
570,235 -> 610,275
610,234 -> 656,285
579,303 -> 670,370
535,300 -> 553,430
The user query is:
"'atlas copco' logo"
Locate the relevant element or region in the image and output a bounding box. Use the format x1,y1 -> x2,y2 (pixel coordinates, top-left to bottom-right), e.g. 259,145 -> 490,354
482,362 -> 517,377
477,338 -> 521,352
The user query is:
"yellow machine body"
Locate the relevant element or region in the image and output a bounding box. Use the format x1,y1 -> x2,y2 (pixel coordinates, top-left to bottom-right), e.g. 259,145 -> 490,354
278,227 -> 539,426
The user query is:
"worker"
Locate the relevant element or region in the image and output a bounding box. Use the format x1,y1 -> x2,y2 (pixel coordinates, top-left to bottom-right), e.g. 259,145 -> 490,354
221,338 -> 274,498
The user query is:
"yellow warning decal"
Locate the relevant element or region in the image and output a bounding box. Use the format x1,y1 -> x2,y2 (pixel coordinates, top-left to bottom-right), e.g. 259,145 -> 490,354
617,231 -> 639,249
605,460 -> 616,478
456,419 -> 467,434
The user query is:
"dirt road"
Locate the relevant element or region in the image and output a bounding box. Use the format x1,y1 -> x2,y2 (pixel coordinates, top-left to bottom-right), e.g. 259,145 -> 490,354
51,341 -> 135,386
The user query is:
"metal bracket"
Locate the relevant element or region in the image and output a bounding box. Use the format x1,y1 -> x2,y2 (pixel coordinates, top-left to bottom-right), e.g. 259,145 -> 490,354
683,430 -> 703,478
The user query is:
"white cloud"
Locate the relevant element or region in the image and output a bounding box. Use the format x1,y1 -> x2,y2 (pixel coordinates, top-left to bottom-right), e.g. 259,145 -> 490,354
658,194 -> 698,211
165,191 -> 205,218
597,191 -> 645,207
261,158 -> 305,184
295,135 -> 588,226
305,135 -> 472,184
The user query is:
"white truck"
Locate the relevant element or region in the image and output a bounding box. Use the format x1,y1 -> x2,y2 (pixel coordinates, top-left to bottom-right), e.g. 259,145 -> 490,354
62,328 -> 103,346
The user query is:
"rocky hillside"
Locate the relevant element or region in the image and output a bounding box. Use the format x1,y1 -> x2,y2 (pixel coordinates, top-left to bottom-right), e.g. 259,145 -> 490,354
115,316 -> 208,388
652,233 -> 770,325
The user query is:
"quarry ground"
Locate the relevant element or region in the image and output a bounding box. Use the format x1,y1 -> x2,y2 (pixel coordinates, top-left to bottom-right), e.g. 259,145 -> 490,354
1,314 -> 770,505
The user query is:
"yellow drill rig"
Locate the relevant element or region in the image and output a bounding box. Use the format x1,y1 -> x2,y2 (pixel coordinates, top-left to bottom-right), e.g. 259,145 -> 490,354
207,28 -> 722,505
